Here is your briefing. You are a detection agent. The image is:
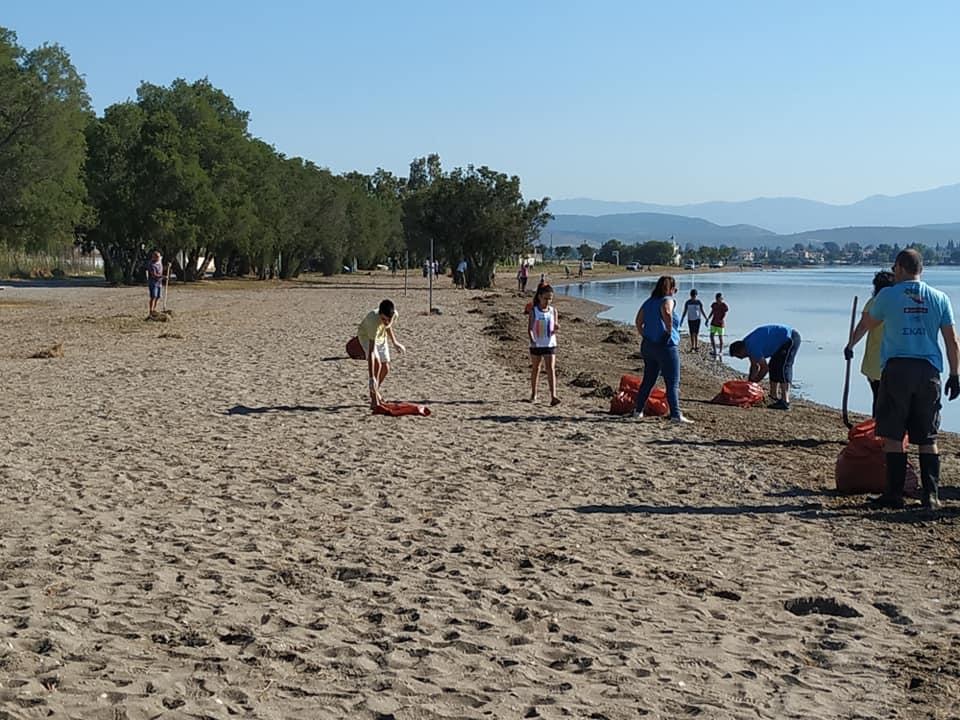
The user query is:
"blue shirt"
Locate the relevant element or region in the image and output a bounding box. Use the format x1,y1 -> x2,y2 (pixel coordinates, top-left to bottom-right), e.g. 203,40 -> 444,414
869,280 -> 954,372
743,324 -> 793,359
641,295 -> 680,346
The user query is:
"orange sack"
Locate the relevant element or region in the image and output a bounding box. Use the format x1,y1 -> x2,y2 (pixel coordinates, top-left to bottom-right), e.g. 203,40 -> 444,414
711,380 -> 766,407
835,419 -> 918,496
373,402 -> 432,417
609,375 -> 669,416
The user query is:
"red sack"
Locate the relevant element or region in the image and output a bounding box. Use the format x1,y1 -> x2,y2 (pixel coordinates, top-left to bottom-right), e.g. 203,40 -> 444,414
346,336 -> 365,360
608,376 -> 669,417
373,402 -> 431,417
610,391 -> 635,415
711,380 -> 766,407
835,419 -> 918,496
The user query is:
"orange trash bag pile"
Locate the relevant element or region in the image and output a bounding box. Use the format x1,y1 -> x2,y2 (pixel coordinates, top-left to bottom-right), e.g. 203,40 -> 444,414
835,419 -> 918,495
711,380 -> 766,407
609,374 -> 669,416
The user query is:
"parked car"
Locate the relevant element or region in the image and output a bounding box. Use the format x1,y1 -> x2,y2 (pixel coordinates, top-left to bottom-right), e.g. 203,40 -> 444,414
625,262 -> 641,271
581,260 -> 594,270
683,260 -> 697,270
709,261 -> 724,269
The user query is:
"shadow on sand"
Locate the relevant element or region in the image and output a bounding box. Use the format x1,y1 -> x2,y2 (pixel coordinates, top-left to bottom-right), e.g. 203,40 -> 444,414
226,404 -> 363,415
649,437 -> 845,449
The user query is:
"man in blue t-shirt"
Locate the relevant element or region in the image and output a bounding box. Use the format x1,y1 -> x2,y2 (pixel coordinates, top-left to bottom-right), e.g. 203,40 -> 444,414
729,324 -> 802,410
845,248 -> 960,510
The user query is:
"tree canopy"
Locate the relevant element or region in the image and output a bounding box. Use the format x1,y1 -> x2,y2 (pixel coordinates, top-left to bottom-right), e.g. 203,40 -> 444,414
0,27 -> 90,251
5,26 -> 551,284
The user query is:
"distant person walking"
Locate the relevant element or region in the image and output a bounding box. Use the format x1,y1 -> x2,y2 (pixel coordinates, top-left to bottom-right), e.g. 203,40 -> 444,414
846,270 -> 896,417
455,258 -> 468,289
680,289 -> 705,352
729,324 -> 802,410
631,275 -> 691,423
706,292 -> 729,358
845,249 -> 960,510
517,263 -> 529,293
578,259 -> 584,278
527,284 -> 560,406
146,250 -> 164,316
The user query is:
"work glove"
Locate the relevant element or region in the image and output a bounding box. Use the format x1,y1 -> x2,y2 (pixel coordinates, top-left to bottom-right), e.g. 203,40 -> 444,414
945,374 -> 960,401
843,346 -> 854,361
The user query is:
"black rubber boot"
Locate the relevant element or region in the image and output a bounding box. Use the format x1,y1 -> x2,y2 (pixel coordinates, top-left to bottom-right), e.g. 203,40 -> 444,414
871,452 -> 907,509
919,453 -> 942,510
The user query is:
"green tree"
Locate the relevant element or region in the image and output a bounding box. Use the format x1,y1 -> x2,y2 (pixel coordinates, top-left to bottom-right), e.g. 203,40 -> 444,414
577,243 -> 594,260
402,156 -> 551,288
0,27 -> 91,252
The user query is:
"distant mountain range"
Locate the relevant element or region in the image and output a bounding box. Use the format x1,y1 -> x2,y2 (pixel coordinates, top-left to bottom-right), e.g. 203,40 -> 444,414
545,213 -> 960,251
550,182 -> 960,235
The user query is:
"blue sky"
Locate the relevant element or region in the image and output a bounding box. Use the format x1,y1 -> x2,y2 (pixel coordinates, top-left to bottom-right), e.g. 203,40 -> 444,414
5,1 -> 959,205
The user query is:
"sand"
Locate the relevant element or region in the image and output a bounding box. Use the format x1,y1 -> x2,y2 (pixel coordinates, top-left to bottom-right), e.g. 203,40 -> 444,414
0,274 -> 958,720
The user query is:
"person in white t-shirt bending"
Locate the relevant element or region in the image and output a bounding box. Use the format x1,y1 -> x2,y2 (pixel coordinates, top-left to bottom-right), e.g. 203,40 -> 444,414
680,289 -> 706,353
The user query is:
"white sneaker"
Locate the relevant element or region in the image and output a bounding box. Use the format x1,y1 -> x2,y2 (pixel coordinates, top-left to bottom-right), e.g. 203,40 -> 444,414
630,410 -> 645,419
671,414 -> 693,424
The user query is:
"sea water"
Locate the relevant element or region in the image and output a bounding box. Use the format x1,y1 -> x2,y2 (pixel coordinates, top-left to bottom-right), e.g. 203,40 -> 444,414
558,266 -> 960,432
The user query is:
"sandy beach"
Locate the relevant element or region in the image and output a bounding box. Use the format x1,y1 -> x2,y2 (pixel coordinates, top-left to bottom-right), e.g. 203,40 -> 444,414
0,274 -> 958,719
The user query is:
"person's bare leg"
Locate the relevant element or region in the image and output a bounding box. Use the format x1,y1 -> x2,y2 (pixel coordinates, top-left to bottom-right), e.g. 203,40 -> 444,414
782,383 -> 791,404
529,354 -> 541,401
369,356 -> 383,408
544,355 -> 559,404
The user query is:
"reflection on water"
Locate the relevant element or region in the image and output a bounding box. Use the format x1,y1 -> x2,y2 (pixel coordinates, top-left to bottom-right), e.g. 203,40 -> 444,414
559,267 -> 960,432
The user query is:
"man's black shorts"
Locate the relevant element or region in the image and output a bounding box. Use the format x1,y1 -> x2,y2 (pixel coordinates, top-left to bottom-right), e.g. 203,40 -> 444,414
876,358 -> 941,445
768,329 -> 801,384
688,319 -> 701,336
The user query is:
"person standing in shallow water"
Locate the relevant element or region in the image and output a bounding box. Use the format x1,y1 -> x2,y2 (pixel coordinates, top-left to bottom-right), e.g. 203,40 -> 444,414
680,288 -> 705,352
631,275 -> 692,423
845,249 -> 960,510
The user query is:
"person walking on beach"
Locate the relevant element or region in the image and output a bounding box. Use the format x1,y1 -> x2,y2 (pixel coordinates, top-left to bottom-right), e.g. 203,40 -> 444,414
358,299 -> 406,409
517,263 -> 529,293
578,259 -> 584,278
146,250 -> 164,316
632,275 -> 691,423
844,249 -> 960,510
680,289 -> 705,352
528,284 -> 560,406
729,324 -> 801,410
847,271 -> 895,417
455,258 -> 468,289
706,292 -> 729,358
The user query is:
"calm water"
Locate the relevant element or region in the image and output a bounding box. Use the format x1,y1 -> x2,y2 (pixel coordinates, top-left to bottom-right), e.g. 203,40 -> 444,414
558,267 -> 960,432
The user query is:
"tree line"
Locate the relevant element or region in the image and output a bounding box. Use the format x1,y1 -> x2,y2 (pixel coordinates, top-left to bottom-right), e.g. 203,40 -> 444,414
0,27 -> 550,287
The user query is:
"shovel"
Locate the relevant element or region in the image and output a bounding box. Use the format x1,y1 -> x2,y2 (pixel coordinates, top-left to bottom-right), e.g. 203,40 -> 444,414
842,295 -> 858,429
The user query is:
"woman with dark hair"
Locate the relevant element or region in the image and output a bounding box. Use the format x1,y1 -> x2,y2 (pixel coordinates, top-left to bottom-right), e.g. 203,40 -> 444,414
847,270 -> 896,416
632,275 -> 691,422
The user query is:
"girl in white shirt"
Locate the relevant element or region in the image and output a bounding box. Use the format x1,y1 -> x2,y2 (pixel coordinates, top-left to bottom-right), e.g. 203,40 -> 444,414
528,284 -> 560,405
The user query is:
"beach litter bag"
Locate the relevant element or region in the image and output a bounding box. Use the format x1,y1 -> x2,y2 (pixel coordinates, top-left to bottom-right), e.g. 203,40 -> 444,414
373,402 -> 432,417
609,374 -> 669,416
346,336 -> 365,360
711,380 -> 766,407
835,419 -> 918,496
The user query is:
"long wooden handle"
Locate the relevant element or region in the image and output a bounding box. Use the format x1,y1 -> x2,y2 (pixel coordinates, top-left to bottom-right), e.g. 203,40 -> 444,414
841,295 -> 858,428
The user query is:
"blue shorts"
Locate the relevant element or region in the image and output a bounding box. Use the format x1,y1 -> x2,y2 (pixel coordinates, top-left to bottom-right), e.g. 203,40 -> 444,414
149,282 -> 163,299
